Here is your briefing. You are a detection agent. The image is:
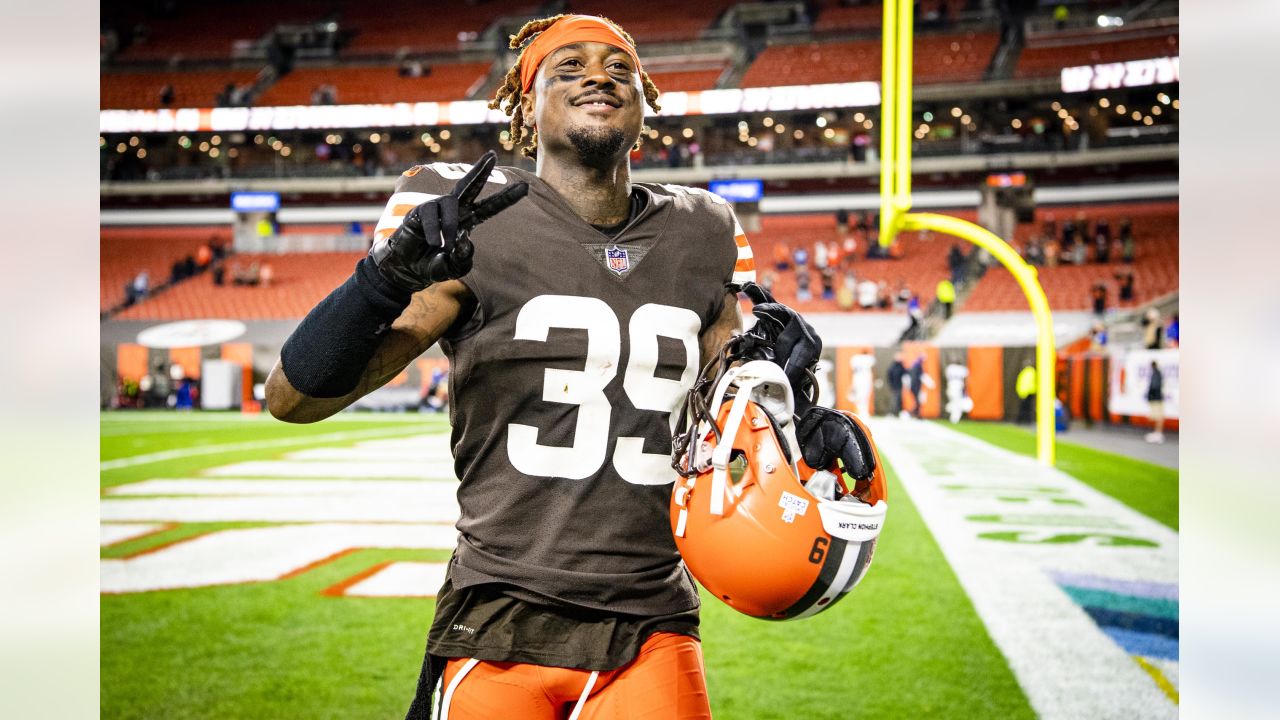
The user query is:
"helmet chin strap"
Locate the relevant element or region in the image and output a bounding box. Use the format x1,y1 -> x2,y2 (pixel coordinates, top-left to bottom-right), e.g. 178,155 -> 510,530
707,361 -> 795,516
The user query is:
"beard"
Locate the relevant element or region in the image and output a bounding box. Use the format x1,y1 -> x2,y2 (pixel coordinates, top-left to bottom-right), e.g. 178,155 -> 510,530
566,124 -> 630,167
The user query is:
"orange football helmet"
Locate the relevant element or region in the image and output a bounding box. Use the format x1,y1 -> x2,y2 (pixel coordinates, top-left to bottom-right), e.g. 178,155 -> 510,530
670,358 -> 887,620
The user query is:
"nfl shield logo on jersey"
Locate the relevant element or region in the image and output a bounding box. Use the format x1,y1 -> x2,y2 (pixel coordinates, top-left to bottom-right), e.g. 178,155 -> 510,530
606,246 -> 630,275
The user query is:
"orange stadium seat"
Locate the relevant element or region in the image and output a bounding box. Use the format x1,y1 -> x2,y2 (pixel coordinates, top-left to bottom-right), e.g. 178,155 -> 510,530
962,201 -> 1178,312
101,69 -> 263,110
113,252 -> 365,322
647,68 -> 727,92
117,1 -> 322,61
340,0 -> 539,55
1015,32 -> 1180,78
567,0 -> 739,43
254,62 -> 493,106
101,227 -> 231,311
741,32 -> 997,88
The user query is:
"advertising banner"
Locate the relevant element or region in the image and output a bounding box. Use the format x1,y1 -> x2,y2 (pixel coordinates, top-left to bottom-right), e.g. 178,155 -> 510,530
1108,349 -> 1179,419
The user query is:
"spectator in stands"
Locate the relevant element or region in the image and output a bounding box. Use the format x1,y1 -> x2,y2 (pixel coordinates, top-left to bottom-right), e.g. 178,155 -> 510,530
1061,217 -> 1076,248
895,280 -> 911,309
170,257 -> 187,284
1119,217 -> 1135,263
857,211 -> 871,237
260,262 -> 275,288
1043,236 -> 1060,267
857,278 -> 878,309
131,270 -> 149,302
820,268 -> 835,300
948,242 -> 966,283
1089,322 -> 1109,352
793,244 -> 809,271
773,243 -> 790,272
796,269 -> 812,301
1115,269 -> 1135,302
814,239 -> 829,272
1144,361 -> 1166,444
905,294 -> 924,339
1016,363 -> 1037,424
841,233 -> 858,268
159,84 -> 174,107
906,356 -> 931,419
212,257 -> 226,286
837,272 -> 857,310
1069,237 -> 1087,265
827,240 -> 841,270
877,281 -> 892,309
197,242 -> 213,270
887,354 -> 906,417
1053,3 -> 1069,30
835,208 -> 849,235
936,278 -> 956,319
1090,282 -> 1108,317
1024,236 -> 1045,266
1142,308 -> 1164,349
761,271 -> 776,295
1094,225 -> 1111,263
1166,313 -> 1179,347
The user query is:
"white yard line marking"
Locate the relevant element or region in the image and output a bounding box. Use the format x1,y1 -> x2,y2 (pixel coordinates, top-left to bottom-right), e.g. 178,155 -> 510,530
872,419 -> 1178,720
100,523 -> 166,547
338,561 -> 450,598
100,426 -> 434,471
100,523 -> 459,593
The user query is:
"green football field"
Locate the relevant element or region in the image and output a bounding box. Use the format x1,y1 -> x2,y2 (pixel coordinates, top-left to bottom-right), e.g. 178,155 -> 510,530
101,412 -> 1176,718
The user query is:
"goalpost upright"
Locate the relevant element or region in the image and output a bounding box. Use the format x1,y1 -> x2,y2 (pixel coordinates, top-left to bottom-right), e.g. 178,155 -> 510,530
878,0 -> 1057,465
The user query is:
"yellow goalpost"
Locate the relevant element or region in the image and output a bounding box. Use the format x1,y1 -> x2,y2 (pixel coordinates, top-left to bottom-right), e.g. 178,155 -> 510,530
878,0 -> 1057,465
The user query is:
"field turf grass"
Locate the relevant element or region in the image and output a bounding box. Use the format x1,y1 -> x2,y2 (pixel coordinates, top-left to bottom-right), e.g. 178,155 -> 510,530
944,421 -> 1179,530
102,412 -> 1034,719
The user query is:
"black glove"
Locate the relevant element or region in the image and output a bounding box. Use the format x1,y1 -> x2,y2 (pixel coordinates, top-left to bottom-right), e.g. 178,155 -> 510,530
796,406 -> 877,482
739,282 -> 822,415
370,150 -> 529,293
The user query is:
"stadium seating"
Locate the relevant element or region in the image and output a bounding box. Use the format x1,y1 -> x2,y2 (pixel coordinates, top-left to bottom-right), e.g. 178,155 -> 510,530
113,251 -> 364,321
566,0 -> 740,43
254,62 -> 493,106
746,212 -> 960,314
646,67 -> 728,93
116,1 -> 322,61
340,0 -> 539,55
1015,32 -> 1180,78
813,0 -> 951,34
101,227 -> 230,311
741,32 -> 998,87
961,201 -> 1178,312
101,69 -> 264,110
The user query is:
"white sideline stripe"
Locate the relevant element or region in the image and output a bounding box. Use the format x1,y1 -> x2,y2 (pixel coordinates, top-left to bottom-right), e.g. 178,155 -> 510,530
100,495 -> 461,523
100,523 -> 459,593
343,561 -> 449,597
871,419 -> 1177,720
285,447 -> 454,462
107,479 -> 456,496
202,460 -> 454,479
100,523 -> 165,546
100,426 -> 434,471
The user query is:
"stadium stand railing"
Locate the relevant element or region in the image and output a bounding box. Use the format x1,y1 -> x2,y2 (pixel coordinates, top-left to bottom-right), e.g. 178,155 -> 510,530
253,62 -> 494,106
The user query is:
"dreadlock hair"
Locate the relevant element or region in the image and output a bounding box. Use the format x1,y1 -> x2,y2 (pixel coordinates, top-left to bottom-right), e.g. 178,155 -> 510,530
489,14 -> 662,159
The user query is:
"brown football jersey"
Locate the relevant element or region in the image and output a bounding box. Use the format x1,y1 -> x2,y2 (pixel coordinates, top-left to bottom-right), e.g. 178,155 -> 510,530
373,162 -> 755,617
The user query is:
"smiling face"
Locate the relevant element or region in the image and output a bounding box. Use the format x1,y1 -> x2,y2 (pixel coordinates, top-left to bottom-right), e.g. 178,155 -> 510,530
521,41 -> 645,168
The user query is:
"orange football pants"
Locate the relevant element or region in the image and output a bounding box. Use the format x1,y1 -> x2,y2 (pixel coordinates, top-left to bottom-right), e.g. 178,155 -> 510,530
437,632 -> 711,719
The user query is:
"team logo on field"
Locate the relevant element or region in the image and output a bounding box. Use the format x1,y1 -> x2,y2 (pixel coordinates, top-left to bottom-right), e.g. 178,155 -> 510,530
606,246 -> 630,275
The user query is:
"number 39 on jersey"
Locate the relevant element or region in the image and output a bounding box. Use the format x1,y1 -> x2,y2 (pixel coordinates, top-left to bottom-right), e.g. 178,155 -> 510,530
506,295 -> 700,486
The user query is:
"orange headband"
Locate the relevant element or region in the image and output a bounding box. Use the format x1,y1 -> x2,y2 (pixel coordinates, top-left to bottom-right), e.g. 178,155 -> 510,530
518,15 -> 642,93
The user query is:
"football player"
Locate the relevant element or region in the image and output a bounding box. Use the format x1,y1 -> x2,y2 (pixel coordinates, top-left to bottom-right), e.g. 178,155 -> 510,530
266,14 -> 874,719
